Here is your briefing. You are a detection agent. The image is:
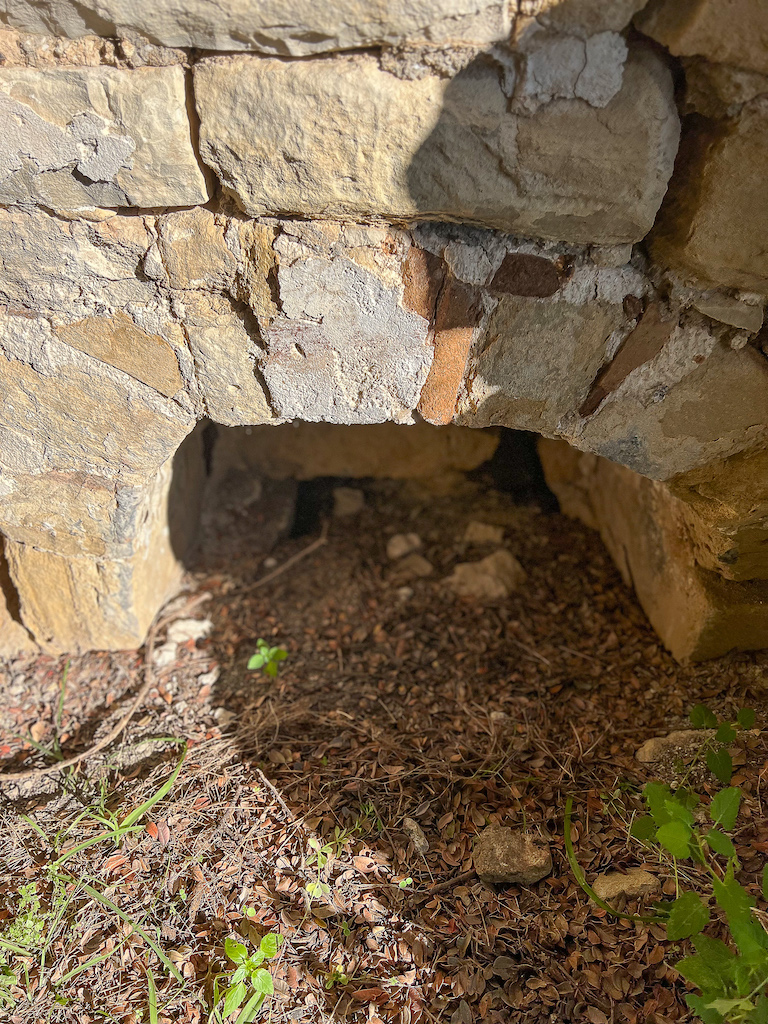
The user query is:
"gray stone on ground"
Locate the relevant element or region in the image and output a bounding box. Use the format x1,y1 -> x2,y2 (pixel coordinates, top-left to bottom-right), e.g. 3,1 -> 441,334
387,533 -> 422,560
333,487 -> 365,517
402,817 -> 429,856
635,729 -> 714,764
391,553 -> 434,581
446,550 -> 526,602
474,825 -> 552,885
592,868 -> 661,901
464,521 -> 504,545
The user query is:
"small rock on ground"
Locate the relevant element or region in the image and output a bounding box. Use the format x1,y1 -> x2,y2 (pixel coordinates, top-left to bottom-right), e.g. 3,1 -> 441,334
592,868 -> 661,901
391,553 -> 434,581
167,618 -> 213,644
445,550 -> 526,602
464,521 -> 504,545
636,729 -> 714,763
474,825 -> 552,885
333,487 -> 365,517
402,817 -> 429,856
387,532 -> 422,560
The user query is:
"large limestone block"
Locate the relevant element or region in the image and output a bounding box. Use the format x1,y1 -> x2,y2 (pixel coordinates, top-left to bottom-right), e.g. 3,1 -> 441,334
194,47 -> 679,244
0,539 -> 36,659
669,446 -> 768,582
452,241 -> 651,433
2,0 -> 509,54
212,421 -> 499,481
576,325 -> 768,480
518,0 -> 647,37
539,439 -> 768,662
650,103 -> 768,292
636,0 -> 768,77
0,65 -> 208,210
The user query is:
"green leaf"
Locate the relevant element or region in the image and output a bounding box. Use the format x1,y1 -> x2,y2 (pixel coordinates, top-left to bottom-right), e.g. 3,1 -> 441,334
686,993 -> 725,1024
147,968 -> 158,1024
664,798 -> 695,826
644,782 -> 674,827
692,934 -> 737,984
223,982 -> 248,1016
247,950 -> 265,968
225,938 -> 248,965
247,654 -> 265,670
716,723 -> 737,744
747,994 -> 768,1023
259,933 -> 281,959
676,954 -> 726,993
710,787 -> 742,831
235,991 -> 265,1024
657,820 -> 693,859
666,891 -> 710,941
707,747 -> 733,785
691,705 -> 718,729
706,829 -> 736,859
712,877 -> 768,958
630,816 -> 657,842
737,708 -> 756,731
250,968 -> 274,997
762,864 -> 768,902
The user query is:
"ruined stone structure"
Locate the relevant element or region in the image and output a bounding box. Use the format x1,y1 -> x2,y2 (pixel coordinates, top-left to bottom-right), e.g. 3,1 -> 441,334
0,0 -> 767,662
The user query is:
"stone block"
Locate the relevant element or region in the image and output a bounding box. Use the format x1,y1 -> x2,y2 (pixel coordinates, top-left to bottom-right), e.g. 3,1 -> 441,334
2,0 -> 509,54
194,46 -> 679,244
540,438 -> 768,662
636,0 -> 768,77
208,421 -> 499,482
0,66 -> 208,211
651,103 -> 768,292
517,0 -> 647,38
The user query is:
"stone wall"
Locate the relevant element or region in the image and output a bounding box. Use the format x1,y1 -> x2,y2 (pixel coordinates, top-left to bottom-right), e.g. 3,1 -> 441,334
0,0 -> 766,661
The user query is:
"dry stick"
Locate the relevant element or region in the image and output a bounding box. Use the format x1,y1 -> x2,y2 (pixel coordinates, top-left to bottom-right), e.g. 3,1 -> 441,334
425,868 -> 477,896
0,617 -> 163,784
237,522 -> 329,594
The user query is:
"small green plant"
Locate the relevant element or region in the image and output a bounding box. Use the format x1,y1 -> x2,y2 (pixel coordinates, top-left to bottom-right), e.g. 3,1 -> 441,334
323,964 -> 350,990
305,836 -> 332,900
567,705 -> 766,1023
211,933 -> 282,1022
397,877 -> 414,890
247,640 -> 287,677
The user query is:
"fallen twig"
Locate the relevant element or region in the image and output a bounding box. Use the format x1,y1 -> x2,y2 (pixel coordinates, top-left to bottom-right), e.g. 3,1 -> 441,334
237,522 -> 329,593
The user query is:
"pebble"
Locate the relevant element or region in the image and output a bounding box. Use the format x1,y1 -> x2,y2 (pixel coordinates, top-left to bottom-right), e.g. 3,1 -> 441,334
402,817 -> 429,856
387,532 -> 422,560
153,642 -> 178,669
464,521 -> 505,546
197,667 -> 220,687
593,868 -> 661,901
473,825 -> 552,885
167,618 -> 213,644
333,487 -> 365,517
214,707 -> 236,728
635,729 -> 714,763
445,550 -> 526,602
391,553 -> 433,581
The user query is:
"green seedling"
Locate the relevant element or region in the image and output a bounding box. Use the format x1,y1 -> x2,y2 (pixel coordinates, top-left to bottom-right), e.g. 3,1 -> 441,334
247,640 -> 287,677
211,933 -> 282,1023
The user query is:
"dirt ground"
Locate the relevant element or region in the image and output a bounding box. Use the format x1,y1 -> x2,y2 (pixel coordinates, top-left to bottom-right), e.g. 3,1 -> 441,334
1,471 -> 767,1024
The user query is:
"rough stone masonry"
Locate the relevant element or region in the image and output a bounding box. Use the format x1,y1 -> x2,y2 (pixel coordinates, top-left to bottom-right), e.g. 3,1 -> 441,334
0,0 -> 767,662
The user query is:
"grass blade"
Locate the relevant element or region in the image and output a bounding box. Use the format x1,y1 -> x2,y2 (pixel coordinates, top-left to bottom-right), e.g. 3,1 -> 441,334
122,745 -> 187,829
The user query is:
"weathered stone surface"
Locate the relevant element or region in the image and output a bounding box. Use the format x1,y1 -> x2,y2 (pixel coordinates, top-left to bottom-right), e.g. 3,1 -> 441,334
206,421 -> 499,482
457,255 -> 649,436
2,0 -> 509,55
0,66 -> 208,210
194,47 -> 679,244
592,869 -> 661,900
651,103 -> 768,292
669,446 -> 768,582
636,0 -> 768,77
474,826 -> 552,885
635,729 -> 713,764
683,58 -> 768,120
445,549 -> 526,602
387,533 -> 422,560
0,539 -> 36,658
517,0 -> 647,38
576,322 -> 768,480
540,439 -> 768,662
